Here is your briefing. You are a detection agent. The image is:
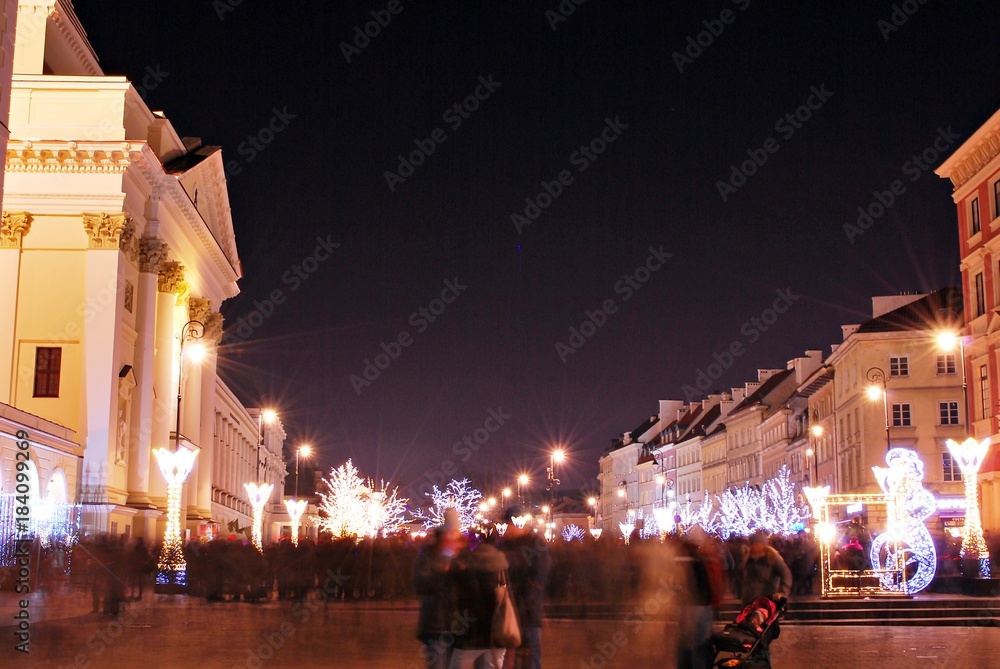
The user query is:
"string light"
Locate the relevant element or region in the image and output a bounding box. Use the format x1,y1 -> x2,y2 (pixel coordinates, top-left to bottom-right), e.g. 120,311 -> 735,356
244,482 -> 273,552
561,524 -> 585,542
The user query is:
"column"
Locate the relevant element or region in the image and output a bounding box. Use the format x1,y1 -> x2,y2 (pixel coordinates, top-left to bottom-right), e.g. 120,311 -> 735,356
0,213 -> 31,404
150,261 -> 186,508
80,214 -> 128,531
126,239 -> 167,508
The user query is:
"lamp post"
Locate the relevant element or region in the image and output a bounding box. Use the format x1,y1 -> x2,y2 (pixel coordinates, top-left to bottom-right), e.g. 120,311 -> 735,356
501,487 -> 512,509
866,367 -> 891,451
153,319 -> 204,591
244,408 -> 277,553
937,331 -> 969,434
808,424 -> 822,485
547,448 -> 565,521
517,474 -> 529,504
295,444 -> 312,498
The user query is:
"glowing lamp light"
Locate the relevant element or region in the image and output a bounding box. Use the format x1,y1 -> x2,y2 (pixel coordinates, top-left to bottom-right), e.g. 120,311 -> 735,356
518,474 -> 529,486
936,331 -> 959,352
284,498 -> 308,547
817,523 -> 836,545
153,446 -> 199,586
810,425 -> 824,437
588,497 -> 597,507
244,482 -> 274,552
617,488 -> 626,498
946,437 -> 992,576
552,449 -> 566,464
866,385 -> 883,401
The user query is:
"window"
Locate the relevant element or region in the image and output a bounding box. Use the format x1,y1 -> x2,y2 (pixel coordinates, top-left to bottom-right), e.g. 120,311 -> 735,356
890,356 -> 909,377
943,453 -> 960,482
972,197 -> 981,235
939,401 -> 959,425
33,347 -> 62,397
981,364 -> 991,420
976,272 -> 986,317
891,403 -> 911,427
936,354 -> 957,375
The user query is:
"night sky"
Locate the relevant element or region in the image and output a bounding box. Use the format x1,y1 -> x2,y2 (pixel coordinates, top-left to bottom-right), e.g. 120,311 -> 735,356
74,1 -> 998,499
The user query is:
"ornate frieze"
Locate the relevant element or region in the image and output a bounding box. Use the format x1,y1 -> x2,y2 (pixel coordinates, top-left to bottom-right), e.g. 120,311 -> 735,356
945,123 -> 1000,190
139,239 -> 168,274
0,212 -> 32,249
83,212 -> 129,250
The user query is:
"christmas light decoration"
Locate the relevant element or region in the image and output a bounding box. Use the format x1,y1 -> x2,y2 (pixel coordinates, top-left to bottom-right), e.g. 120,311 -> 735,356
511,513 -> 531,529
619,507 -> 636,544
284,498 -> 308,547
496,522 -> 508,536
946,437 -> 992,578
651,506 -> 673,540
244,482 -> 273,552
589,527 -> 603,540
411,478 -> 482,531
869,448 -> 937,594
561,524 -> 585,542
802,485 -> 830,519
154,445 -> 199,586
713,466 -> 810,538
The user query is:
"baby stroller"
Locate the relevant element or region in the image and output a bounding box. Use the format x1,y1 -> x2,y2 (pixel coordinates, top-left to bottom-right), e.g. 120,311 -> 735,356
711,595 -> 786,668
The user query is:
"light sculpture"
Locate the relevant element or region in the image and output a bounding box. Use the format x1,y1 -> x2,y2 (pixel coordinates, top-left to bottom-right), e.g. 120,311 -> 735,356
244,482 -> 273,552
154,445 -> 199,585
284,498 -> 308,547
946,437 -> 992,578
869,448 -> 937,593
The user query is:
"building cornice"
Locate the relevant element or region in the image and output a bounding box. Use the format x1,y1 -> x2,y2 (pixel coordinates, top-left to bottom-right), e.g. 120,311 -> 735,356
6,140 -> 142,174
936,108 -> 1000,193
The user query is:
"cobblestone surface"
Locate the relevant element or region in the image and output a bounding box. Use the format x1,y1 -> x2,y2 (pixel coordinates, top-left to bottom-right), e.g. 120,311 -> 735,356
1,592 -> 998,668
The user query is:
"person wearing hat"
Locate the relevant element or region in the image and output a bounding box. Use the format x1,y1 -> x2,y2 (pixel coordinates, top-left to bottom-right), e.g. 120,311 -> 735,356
413,508 -> 467,669
498,506 -> 552,669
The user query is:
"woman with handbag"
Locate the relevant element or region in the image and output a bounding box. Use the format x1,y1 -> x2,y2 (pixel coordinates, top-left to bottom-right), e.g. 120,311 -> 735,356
447,534 -> 514,669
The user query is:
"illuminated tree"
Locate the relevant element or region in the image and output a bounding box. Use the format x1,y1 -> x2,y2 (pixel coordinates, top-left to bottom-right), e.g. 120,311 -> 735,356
411,478 -> 483,531
315,460 -> 409,538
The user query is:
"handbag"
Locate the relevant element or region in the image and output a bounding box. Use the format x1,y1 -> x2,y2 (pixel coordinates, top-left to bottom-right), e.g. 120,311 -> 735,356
491,570 -> 522,648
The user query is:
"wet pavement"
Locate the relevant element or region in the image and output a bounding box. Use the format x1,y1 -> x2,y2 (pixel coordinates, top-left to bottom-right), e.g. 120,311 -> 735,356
1,590 -> 997,668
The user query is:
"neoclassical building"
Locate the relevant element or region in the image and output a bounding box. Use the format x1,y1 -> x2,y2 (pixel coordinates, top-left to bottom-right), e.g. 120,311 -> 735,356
0,1 -> 285,541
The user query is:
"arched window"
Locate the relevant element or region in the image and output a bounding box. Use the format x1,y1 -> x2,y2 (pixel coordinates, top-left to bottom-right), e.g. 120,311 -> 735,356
47,469 -> 68,504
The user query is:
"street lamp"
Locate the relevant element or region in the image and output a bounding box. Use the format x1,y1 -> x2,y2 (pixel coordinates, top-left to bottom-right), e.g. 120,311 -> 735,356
153,319 -> 204,590
502,487 -> 512,505
547,448 -> 565,521
808,424 -> 822,485
866,367 -> 891,451
937,331 -> 969,434
244,408 -> 277,552
517,474 -> 529,504
587,496 -> 598,527
295,444 -> 312,498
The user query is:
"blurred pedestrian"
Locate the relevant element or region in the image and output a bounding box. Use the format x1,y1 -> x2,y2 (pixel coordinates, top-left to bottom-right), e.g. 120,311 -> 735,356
448,532 -> 510,669
740,531 -> 792,604
414,508 -> 467,669
499,506 -> 552,669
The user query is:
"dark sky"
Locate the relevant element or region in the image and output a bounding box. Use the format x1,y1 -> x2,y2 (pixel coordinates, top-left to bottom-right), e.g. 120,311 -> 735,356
76,1 -> 998,500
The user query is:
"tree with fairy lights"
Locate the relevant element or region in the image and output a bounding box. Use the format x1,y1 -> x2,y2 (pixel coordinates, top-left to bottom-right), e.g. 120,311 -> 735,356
763,464 -> 810,535
315,460 -> 409,538
411,478 -> 483,531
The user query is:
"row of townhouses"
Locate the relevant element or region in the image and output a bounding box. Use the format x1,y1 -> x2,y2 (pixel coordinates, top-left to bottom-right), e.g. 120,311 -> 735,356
599,105 -> 1000,539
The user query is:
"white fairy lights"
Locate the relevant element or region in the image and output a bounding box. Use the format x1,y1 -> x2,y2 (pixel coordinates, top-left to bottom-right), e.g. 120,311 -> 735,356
244,482 -> 274,552
154,445 -> 199,585
284,498 -> 308,547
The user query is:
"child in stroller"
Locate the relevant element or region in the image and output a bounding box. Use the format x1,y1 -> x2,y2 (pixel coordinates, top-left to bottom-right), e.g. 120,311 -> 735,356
711,595 -> 786,668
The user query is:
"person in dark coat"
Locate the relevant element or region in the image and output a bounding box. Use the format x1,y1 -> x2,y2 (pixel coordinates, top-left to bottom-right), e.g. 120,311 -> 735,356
740,531 -> 792,604
448,534 -> 510,669
499,506 -> 552,669
413,509 -> 467,669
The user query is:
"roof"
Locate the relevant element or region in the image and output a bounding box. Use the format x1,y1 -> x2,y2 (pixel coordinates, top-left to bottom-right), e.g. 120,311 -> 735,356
682,403 -> 721,439
729,368 -> 794,414
163,142 -> 223,174
854,287 -> 962,334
